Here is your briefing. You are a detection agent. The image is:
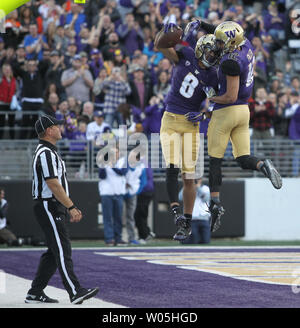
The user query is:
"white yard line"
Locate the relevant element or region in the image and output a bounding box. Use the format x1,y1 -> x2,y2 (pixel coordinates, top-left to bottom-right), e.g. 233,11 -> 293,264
0,273 -> 125,308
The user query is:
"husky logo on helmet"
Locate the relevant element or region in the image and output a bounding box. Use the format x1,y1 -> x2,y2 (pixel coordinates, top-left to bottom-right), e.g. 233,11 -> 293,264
195,34 -> 221,68
214,21 -> 245,55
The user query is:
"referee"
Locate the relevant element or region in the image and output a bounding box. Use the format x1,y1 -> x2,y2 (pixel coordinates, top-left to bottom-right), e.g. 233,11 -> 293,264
25,114 -> 99,305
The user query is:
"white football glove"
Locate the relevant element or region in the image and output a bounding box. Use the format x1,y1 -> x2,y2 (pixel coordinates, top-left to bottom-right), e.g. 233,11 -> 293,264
203,86 -> 217,99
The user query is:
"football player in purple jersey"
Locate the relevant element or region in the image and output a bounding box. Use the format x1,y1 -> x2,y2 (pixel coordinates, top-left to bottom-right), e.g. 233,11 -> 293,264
187,21 -> 282,233
154,23 -> 221,241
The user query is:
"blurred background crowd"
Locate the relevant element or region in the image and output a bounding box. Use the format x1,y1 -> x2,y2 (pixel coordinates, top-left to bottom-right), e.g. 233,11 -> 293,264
0,0 -> 299,149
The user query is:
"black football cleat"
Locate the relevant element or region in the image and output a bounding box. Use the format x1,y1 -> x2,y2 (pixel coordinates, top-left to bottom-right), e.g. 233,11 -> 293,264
173,214 -> 192,241
25,291 -> 59,304
70,287 -> 99,305
209,202 -> 225,233
260,159 -> 282,190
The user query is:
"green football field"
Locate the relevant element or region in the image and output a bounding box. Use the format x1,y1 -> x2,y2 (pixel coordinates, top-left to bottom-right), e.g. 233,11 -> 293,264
70,238 -> 300,248
2,238 -> 300,249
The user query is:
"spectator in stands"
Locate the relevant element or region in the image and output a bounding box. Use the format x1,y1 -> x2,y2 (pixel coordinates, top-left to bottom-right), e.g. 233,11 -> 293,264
0,187 -> 22,247
86,110 -> 111,145
0,47 -> 15,68
250,87 -> 276,139
43,92 -> 59,117
64,41 -> 78,68
117,13 -> 144,56
67,119 -> 88,173
273,92 -> 289,138
113,49 -> 128,72
142,96 -> 165,137
153,70 -> 171,99
179,178 -> 211,245
19,5 -> 37,35
127,66 -> 153,111
45,50 -> 66,99
55,99 -> 77,139
63,3 -> 86,36
95,14 -> 115,47
291,76 -> 300,94
93,67 -> 108,111
89,49 -> 104,80
24,23 -> 49,61
68,96 -> 82,117
252,36 -> 270,77
53,25 -> 70,54
81,100 -> 94,123
4,10 -> 23,49
264,2 -> 285,44
268,76 -> 282,95
98,146 -> 128,246
61,54 -> 94,103
0,63 -> 17,139
13,45 -> 27,69
100,32 -> 127,62
285,91 -> 300,176
13,58 -> 49,139
98,66 -> 131,127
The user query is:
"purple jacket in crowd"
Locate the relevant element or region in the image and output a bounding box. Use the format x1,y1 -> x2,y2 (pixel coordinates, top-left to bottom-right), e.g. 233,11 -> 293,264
289,105 -> 300,140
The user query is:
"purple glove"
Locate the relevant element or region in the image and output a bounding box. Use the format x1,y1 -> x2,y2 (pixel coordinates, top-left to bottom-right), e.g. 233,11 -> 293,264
163,23 -> 179,33
185,111 -> 206,123
183,20 -> 202,38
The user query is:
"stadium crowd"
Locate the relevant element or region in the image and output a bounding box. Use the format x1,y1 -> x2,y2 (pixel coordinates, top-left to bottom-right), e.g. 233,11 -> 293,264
0,0 -> 299,143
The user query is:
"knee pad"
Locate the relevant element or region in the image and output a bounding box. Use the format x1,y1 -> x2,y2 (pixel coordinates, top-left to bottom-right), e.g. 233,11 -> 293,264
166,165 -> 180,204
236,155 -> 260,171
209,157 -> 222,192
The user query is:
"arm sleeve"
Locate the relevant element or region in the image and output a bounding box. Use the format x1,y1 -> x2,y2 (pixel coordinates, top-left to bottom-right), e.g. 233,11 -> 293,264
40,150 -> 58,180
221,59 -> 241,76
200,21 -> 217,34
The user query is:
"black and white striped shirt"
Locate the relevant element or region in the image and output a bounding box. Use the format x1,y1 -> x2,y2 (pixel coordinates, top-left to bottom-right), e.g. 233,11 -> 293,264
32,140 -> 69,200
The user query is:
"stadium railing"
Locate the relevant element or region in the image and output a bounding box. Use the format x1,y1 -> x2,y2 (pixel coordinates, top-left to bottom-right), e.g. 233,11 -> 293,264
0,138 -> 299,180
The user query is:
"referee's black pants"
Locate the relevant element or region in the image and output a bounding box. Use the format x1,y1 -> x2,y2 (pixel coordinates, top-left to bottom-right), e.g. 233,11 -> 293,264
29,199 -> 81,298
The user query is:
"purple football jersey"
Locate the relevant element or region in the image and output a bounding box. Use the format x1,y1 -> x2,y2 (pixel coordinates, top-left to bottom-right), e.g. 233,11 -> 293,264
213,39 -> 255,110
164,46 -> 218,115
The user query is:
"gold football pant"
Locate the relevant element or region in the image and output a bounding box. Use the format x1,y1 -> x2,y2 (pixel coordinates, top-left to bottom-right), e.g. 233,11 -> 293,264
207,105 -> 250,159
160,111 -> 200,174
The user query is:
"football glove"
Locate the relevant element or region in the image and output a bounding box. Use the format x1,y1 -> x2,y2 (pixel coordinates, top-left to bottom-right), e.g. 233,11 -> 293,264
183,19 -> 202,38
185,111 -> 206,123
203,86 -> 217,99
163,23 -> 179,33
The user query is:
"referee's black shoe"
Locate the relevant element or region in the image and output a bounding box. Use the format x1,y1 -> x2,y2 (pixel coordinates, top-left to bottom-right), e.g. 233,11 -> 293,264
70,287 -> 99,305
259,159 -> 282,190
25,291 -> 59,304
209,201 -> 225,233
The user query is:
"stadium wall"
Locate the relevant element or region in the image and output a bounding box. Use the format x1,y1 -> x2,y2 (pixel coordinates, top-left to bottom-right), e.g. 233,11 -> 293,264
0,179 -> 245,241
2,179 -> 298,241
243,178 -> 300,241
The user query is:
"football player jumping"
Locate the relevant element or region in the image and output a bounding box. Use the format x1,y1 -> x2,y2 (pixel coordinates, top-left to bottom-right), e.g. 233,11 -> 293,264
186,21 -> 282,233
154,22 -> 221,241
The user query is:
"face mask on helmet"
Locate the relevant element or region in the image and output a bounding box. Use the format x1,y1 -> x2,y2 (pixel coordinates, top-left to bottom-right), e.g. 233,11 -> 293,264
195,34 -> 221,68
200,43 -> 221,67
